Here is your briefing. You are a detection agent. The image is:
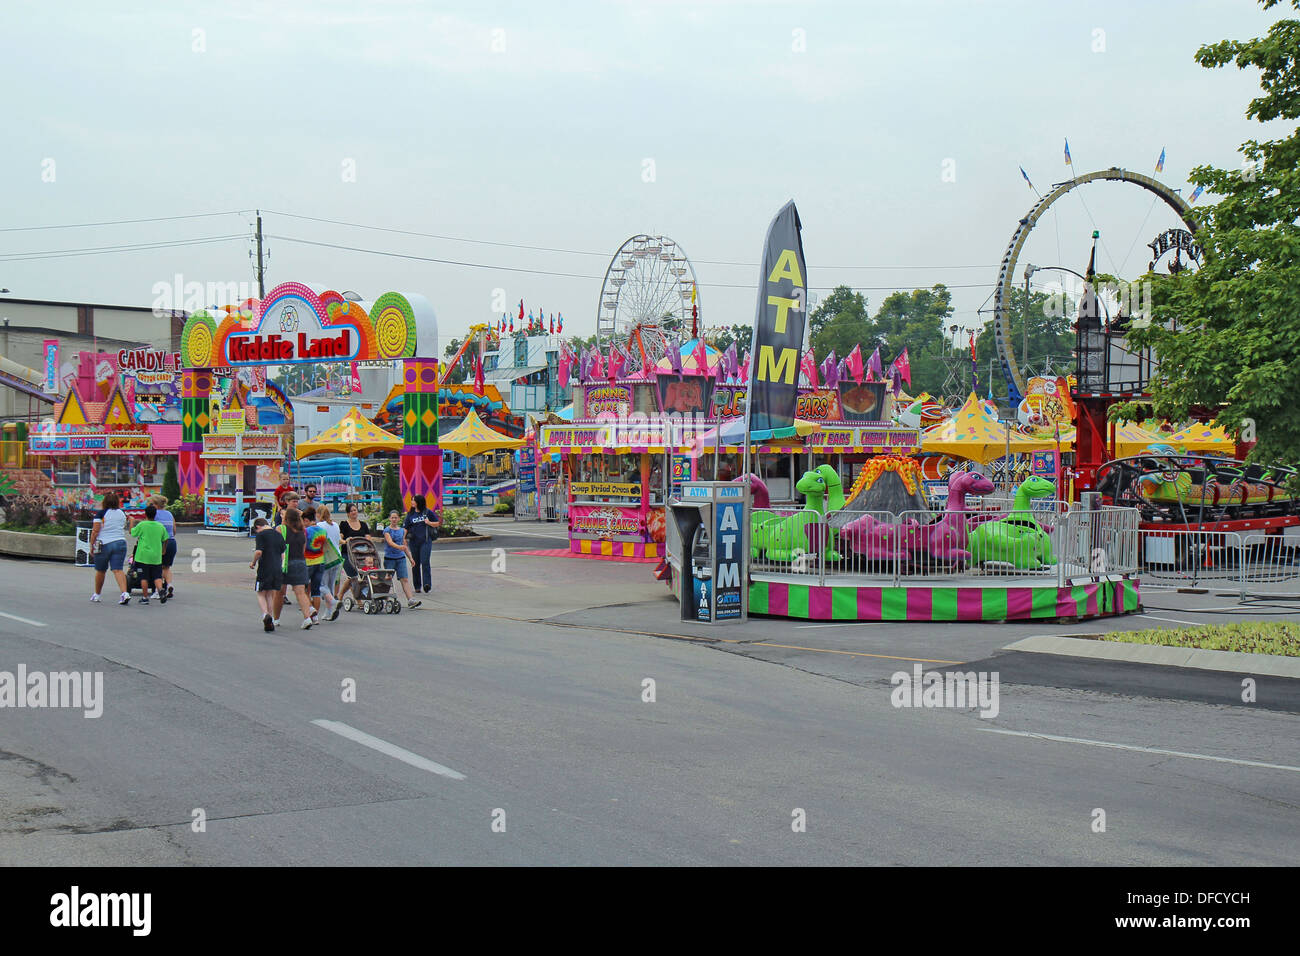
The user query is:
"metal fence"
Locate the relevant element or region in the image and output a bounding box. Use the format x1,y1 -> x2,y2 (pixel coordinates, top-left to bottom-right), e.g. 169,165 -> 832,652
1135,528 -> 1300,600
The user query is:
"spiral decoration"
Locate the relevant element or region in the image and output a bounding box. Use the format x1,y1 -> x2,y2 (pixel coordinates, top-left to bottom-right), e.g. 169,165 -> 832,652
182,311 -> 218,368
318,290 -> 345,313
370,292 -> 416,358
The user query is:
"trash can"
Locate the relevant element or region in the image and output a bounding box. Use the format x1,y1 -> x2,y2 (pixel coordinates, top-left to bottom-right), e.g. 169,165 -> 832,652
75,520 -> 93,566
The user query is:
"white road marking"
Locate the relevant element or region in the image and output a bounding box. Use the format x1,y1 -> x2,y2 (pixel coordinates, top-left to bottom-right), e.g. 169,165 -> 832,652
981,727 -> 1300,773
1141,614 -> 1206,626
311,719 -> 466,780
0,611 -> 47,627
794,622 -> 876,629
477,525 -> 570,537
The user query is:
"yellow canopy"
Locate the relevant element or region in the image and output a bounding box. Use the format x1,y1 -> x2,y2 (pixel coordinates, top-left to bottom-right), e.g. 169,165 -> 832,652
296,406 -> 403,459
922,392 -> 1055,464
439,408 -> 525,456
1162,421 -> 1236,453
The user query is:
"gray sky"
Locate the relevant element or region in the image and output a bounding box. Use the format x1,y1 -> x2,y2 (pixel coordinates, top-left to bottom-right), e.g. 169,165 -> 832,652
1,0 -> 1289,361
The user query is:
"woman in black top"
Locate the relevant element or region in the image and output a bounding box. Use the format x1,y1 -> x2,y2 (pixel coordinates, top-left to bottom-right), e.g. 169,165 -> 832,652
403,494 -> 440,594
282,507 -> 314,629
335,502 -> 371,600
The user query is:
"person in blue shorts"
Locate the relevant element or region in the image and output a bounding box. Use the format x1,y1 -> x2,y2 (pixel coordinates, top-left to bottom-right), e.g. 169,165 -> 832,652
89,491 -> 131,605
382,510 -> 421,609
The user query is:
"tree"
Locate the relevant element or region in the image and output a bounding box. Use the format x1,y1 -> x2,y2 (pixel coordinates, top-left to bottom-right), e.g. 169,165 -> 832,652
160,457 -> 181,505
381,461 -> 403,516
705,323 -> 752,353
871,285 -> 953,396
1122,0 -> 1300,465
808,286 -> 871,359
973,287 -> 1076,396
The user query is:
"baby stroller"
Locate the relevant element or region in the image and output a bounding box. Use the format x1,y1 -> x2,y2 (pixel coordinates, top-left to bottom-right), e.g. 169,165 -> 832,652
341,536 -> 402,614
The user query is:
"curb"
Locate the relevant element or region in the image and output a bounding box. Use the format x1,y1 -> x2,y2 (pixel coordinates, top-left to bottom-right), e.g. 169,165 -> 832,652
433,535 -> 492,545
1003,635 -> 1300,678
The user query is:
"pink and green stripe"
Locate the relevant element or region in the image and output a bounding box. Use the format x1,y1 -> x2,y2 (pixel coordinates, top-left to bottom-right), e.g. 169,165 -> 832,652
747,578 -> 1141,622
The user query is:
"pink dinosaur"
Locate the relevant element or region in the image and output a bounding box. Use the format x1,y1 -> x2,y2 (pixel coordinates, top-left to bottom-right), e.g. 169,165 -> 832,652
914,470 -> 996,560
840,469 -> 995,561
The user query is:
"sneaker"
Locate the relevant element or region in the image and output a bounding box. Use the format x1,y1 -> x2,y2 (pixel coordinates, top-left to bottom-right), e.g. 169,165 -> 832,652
262,614 -> 274,633
423,588 -> 431,594
273,619 -> 281,628
90,593 -> 100,602
311,613 -> 320,625
119,593 -> 131,606
327,603 -> 341,622
166,585 -> 174,599
300,618 -> 313,630
159,591 -> 168,605
139,597 -> 150,605
408,599 -> 421,609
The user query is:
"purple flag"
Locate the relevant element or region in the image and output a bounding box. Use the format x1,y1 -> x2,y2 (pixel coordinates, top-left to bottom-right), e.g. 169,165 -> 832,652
667,339 -> 683,374
890,365 -> 903,396
867,347 -> 884,381
723,342 -> 739,381
821,350 -> 839,389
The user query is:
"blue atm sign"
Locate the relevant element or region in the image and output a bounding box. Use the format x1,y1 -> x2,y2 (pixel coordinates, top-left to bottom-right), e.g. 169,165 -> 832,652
713,501 -> 743,620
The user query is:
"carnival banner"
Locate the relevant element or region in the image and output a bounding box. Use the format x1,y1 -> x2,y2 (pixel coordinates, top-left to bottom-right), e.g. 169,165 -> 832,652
794,389 -> 842,421
655,373 -> 714,416
584,383 -> 632,417
570,504 -> 643,539
837,381 -> 886,422
712,384 -> 747,420
746,200 -> 807,438
43,340 -> 59,393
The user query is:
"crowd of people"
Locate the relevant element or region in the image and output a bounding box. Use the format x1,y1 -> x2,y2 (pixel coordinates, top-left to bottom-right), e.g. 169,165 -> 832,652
88,482 -> 442,630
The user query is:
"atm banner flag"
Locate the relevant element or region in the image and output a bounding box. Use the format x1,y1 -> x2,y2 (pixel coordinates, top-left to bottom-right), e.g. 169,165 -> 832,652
746,201 -> 807,438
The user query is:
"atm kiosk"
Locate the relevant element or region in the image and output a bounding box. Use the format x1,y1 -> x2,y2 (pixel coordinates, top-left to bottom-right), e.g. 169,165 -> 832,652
668,481 -> 750,624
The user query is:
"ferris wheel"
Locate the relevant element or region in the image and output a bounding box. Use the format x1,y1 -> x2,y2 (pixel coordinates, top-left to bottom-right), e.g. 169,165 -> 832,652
595,234 -> 700,347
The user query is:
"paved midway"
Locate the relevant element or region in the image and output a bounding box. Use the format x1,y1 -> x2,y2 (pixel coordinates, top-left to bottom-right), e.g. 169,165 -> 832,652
2,515 -> 1297,865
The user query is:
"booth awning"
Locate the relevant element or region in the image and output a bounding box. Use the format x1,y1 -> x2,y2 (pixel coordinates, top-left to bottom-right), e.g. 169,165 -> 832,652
439,408 -> 525,456
296,407 -> 402,459
922,392 -> 1054,464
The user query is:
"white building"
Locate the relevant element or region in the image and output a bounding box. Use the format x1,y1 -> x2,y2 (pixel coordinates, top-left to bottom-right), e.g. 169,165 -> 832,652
483,333 -> 562,417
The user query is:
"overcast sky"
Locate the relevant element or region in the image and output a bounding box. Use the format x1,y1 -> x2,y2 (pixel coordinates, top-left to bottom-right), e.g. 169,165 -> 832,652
1,0 -> 1289,360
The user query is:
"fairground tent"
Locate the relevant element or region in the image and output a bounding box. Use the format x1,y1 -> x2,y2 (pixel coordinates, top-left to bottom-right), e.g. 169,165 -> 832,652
296,407 -> 403,459
922,393 -> 1055,464
440,408 -> 525,456
1163,421 -> 1237,453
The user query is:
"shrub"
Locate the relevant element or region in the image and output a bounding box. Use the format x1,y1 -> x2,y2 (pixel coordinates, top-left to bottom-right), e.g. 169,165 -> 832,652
381,462 -> 403,518
440,507 -> 479,536
2,495 -> 51,531
161,458 -> 181,505
173,492 -> 205,522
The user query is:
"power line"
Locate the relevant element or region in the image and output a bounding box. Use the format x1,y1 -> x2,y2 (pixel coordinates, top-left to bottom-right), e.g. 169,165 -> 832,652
0,211 -> 248,233
262,209 -> 996,271
267,233 -> 999,292
0,235 -> 247,263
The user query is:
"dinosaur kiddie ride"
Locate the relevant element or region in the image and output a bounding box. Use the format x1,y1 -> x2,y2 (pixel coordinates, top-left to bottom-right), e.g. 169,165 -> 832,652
751,464 -> 843,563
735,460 -> 1139,624
967,475 -> 1058,570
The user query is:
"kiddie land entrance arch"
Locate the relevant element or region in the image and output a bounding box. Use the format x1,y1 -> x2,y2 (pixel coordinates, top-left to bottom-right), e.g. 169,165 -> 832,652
177,281 -> 443,511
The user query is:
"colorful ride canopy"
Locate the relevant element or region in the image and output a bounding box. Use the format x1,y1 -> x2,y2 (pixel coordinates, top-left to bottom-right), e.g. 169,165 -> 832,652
179,281 -> 438,369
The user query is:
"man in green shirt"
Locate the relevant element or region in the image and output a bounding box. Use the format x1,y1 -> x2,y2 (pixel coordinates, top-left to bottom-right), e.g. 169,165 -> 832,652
129,504 -> 170,605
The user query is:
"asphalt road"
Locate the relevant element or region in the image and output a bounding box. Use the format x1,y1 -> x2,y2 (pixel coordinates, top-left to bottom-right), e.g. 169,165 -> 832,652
1,517 -> 1297,865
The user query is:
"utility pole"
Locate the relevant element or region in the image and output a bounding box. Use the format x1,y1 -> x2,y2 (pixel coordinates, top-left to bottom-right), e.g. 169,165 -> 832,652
255,209 -> 266,299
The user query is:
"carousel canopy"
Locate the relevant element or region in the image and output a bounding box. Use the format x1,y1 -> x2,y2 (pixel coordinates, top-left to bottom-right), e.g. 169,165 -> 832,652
296,407 -> 402,459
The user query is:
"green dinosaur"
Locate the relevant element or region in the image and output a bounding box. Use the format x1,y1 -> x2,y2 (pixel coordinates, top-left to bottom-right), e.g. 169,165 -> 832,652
751,464 -> 845,562
967,475 -> 1057,569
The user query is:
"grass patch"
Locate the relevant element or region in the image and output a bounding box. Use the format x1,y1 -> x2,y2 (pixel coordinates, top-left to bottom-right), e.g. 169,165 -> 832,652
1103,621 -> 1300,657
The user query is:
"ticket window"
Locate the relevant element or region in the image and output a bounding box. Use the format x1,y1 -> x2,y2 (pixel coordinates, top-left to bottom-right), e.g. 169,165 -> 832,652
243,464 -> 258,499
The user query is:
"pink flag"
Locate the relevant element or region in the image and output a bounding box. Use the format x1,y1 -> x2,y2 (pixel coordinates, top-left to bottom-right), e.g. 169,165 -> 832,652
800,349 -> 819,388
589,347 -> 604,381
846,344 -> 864,385
557,345 -> 572,390
739,350 -> 750,382
691,338 -> 708,374
896,347 -> 912,386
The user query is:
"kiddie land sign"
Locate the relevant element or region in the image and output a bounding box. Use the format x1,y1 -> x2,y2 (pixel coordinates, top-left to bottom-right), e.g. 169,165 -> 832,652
225,292 -> 361,365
